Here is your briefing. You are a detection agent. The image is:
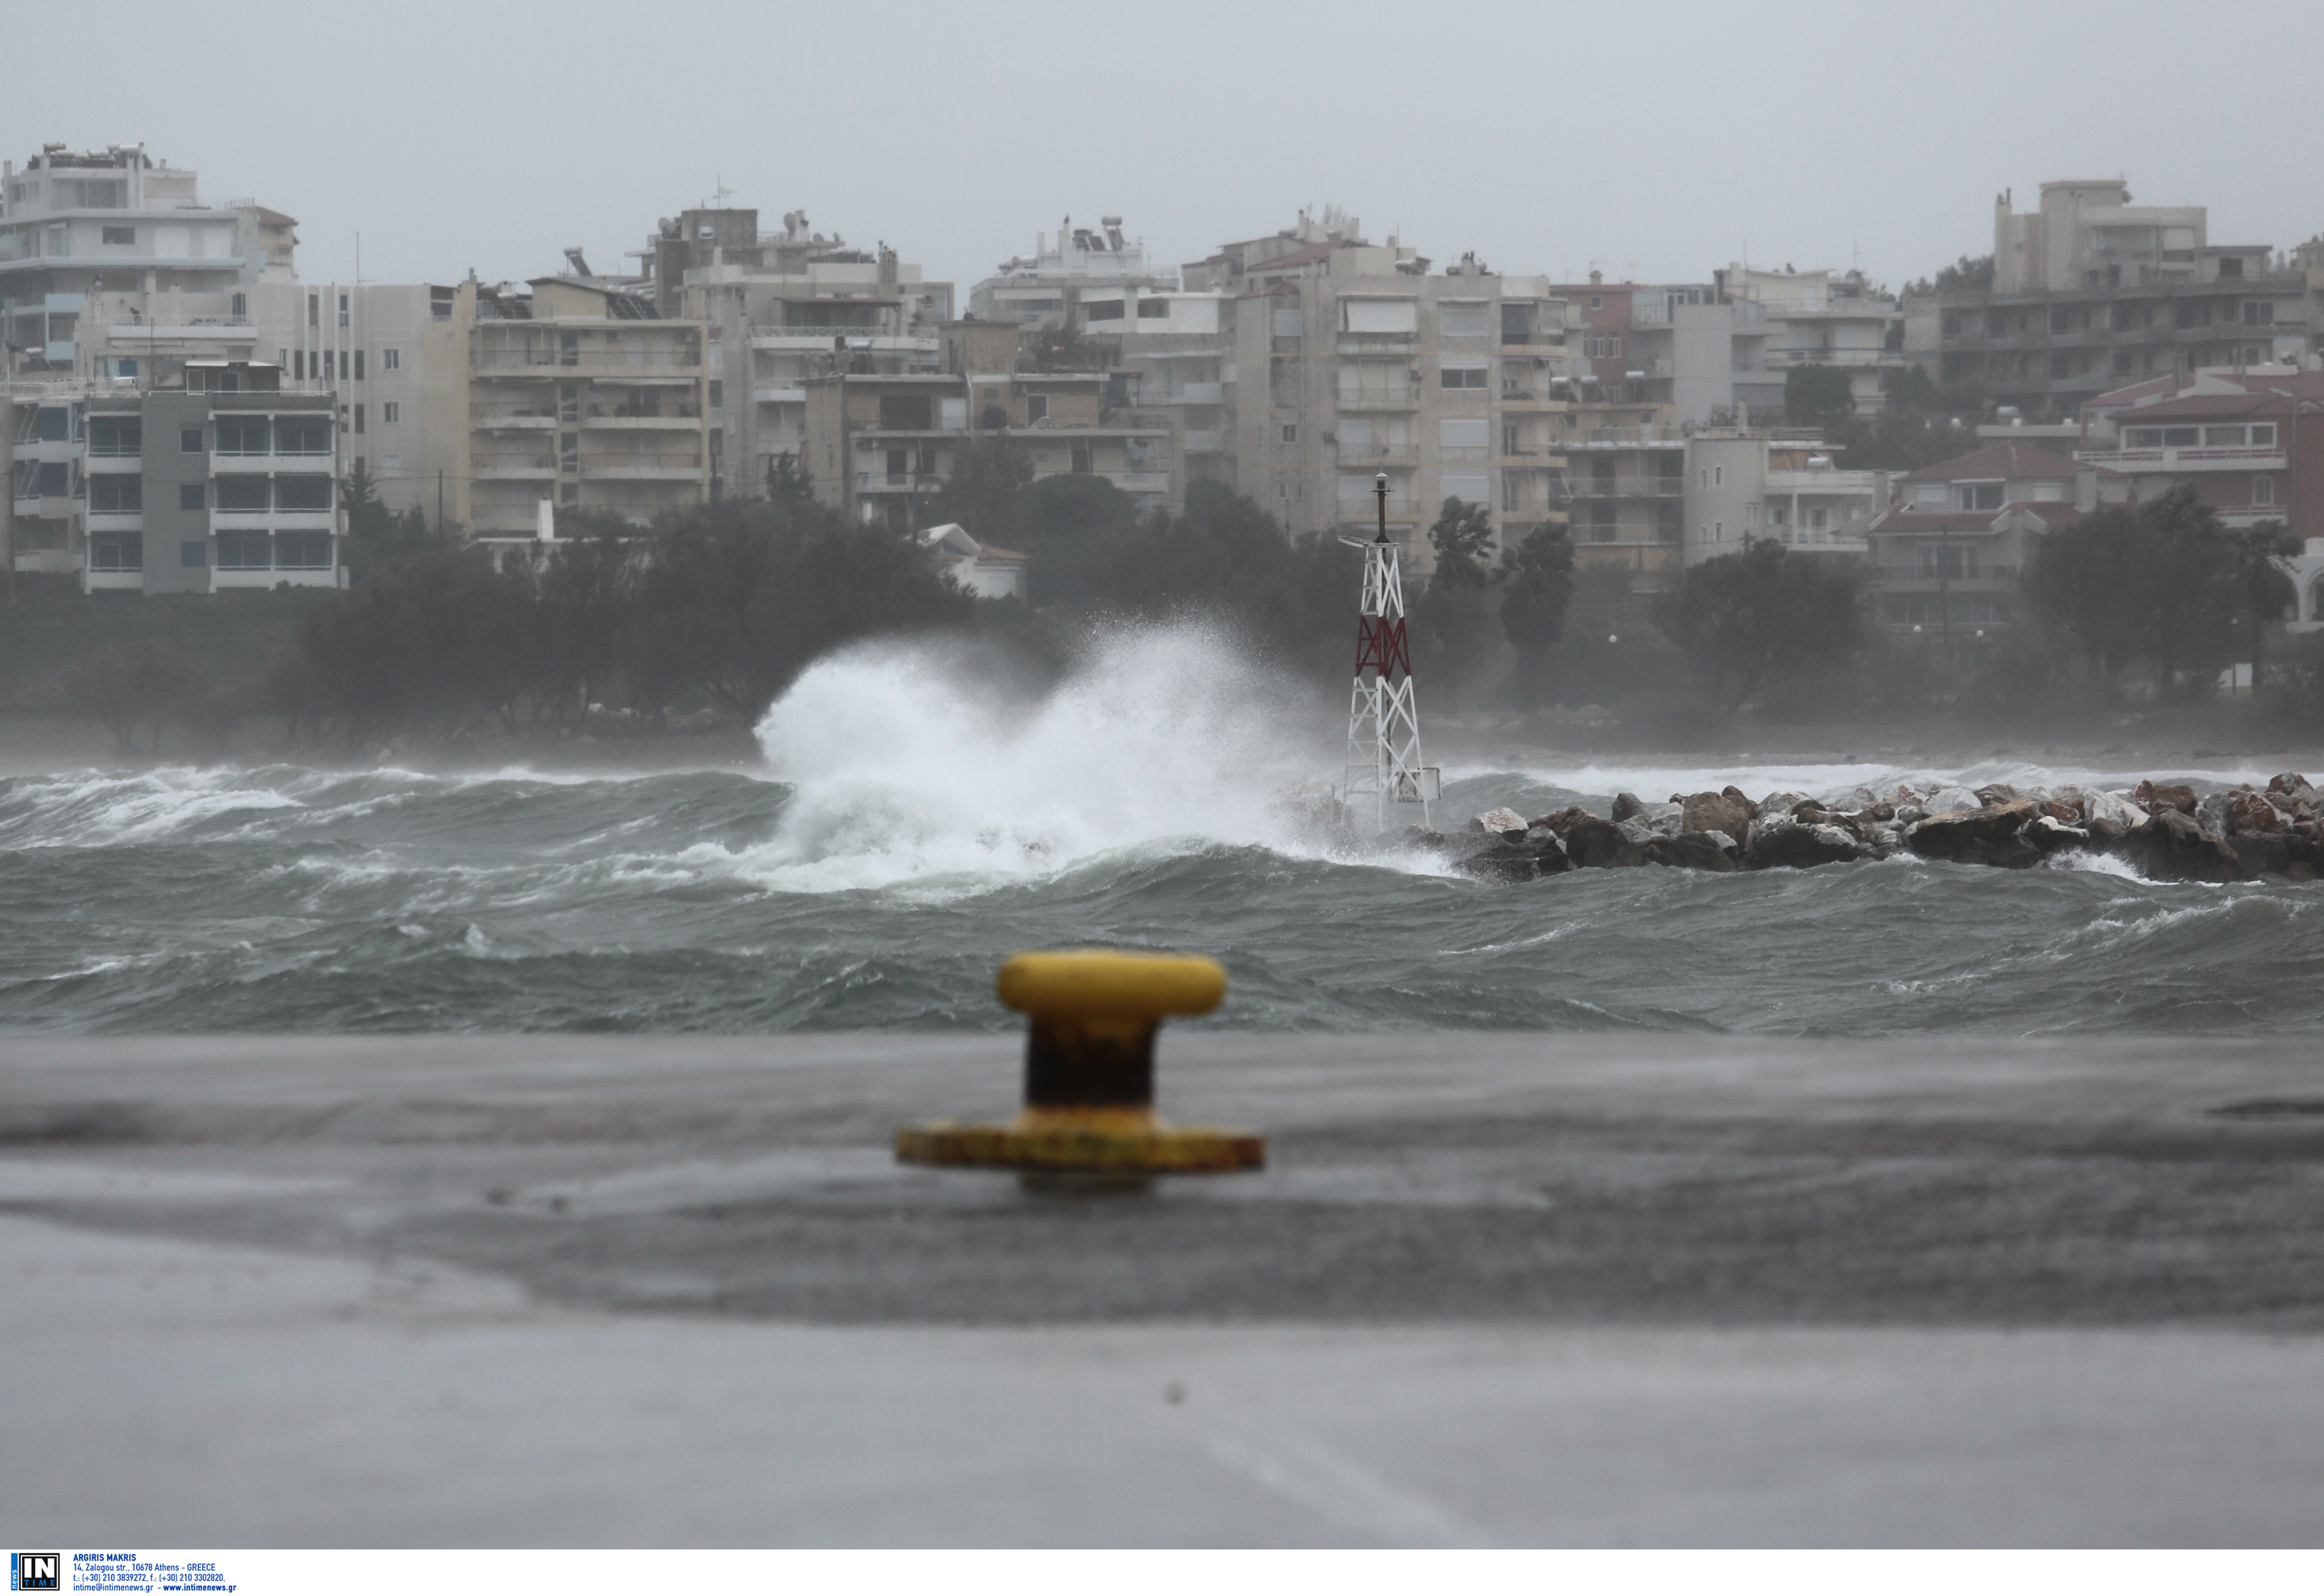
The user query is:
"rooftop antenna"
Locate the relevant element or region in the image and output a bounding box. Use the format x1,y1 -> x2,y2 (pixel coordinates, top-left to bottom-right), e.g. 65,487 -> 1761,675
1337,474 -> 1438,832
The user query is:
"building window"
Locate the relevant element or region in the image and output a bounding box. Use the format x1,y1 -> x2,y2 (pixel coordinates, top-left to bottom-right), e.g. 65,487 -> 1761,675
1714,520 -> 1724,541
1281,422 -> 1297,443
1503,422 -> 1519,455
232,292 -> 247,319
381,348 -> 400,371
1439,301 -> 1490,337
277,531 -> 332,569
180,483 -> 205,511
182,427 -> 204,454
88,416 -> 140,456
1025,394 -> 1048,424
214,476 -> 271,511
275,415 -> 331,454
381,401 -> 399,425
354,350 -> 365,381
88,535 -> 142,571
275,476 -> 333,511
89,474 -> 142,514
1071,445 -> 1093,474
2254,476 -> 2275,506
102,226 -> 134,245
216,529 -> 271,569
1439,361 -> 1488,390
1713,465 -> 1723,487
708,380 -> 724,410
1957,481 -> 2003,511
181,541 -> 207,568
337,293 -> 350,329
353,404 -> 365,435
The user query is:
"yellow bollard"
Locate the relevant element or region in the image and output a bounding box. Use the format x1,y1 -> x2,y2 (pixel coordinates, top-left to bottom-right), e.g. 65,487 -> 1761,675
895,950 -> 1265,1183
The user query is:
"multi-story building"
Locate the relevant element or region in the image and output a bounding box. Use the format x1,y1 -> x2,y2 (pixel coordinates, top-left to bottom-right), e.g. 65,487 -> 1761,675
968,216 -> 1168,329
1859,441 -> 2130,661
431,276 -> 712,539
1079,289 -> 1232,488
8,361 -> 343,593
1,144 -> 293,377
647,207 -> 952,501
1175,213 -> 1571,567
1904,180 -> 2320,421
1555,407 -> 1684,581
801,323 -> 1178,528
2072,369 -> 2324,542
1681,433 -> 1885,566
1714,265 -> 1903,416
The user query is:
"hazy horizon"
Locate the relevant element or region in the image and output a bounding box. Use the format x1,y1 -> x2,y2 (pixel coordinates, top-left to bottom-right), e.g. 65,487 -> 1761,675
10,0 -> 2321,298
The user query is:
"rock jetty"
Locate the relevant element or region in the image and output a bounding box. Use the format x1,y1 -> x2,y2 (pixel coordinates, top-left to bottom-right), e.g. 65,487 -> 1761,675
1417,773 -> 2324,885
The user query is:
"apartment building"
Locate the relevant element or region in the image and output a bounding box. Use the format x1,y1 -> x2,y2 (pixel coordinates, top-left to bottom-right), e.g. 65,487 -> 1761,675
1556,405 -> 1684,581
1,144 -> 292,377
2073,369 -> 2324,542
1859,442 -> 2130,660
434,277 -> 711,538
649,207 -> 952,501
1681,433 -> 1885,566
1905,180 -> 2320,420
802,323 -> 1177,528
968,216 -> 1169,329
1714,265 -> 1903,416
1177,213 -> 1572,568
1080,289 -> 1231,487
8,362 -> 343,594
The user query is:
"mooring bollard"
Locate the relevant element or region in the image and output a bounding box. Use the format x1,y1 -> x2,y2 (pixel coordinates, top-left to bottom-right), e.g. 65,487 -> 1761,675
894,950 -> 1265,1187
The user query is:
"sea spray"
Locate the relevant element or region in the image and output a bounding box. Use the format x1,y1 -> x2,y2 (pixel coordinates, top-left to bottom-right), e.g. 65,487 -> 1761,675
748,623 -> 1333,889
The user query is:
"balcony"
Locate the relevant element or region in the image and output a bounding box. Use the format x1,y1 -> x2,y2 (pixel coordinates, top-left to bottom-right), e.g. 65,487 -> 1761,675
579,407 -> 701,427
1339,449 -> 1417,466
475,455 -> 557,480
1337,392 -> 1419,411
475,409 -> 558,429
1182,430 -> 1225,454
1563,477 -> 1685,499
751,386 -> 808,407
584,454 -> 704,481
471,348 -> 702,375
2076,445 -> 2287,472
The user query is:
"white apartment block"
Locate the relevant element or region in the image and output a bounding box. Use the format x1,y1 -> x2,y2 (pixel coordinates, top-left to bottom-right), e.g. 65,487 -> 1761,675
1681,433 -> 1885,567
1185,213 -> 1573,569
968,216 -> 1169,329
651,207 -> 951,502
1713,265 -> 1903,416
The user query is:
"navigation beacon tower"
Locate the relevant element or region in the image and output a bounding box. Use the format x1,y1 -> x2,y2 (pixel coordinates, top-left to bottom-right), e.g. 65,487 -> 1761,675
1341,473 -> 1440,832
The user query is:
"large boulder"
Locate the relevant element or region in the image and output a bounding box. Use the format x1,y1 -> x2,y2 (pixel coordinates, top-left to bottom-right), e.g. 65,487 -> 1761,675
2121,808 -> 2244,883
2230,832 -> 2297,878
1926,785 -> 1982,816
1469,807 -> 1530,839
1754,790 -> 1811,818
1562,813 -> 1644,869
2024,814 -> 2092,855
2136,781 -> 2199,815
1456,841 -> 1539,882
1682,790 -> 1753,844
2226,790 -> 2283,834
1646,831 -> 1742,872
2082,790 -> 2148,840
1522,827 -> 1573,874
1747,813 -> 1867,869
1610,792 -> 1648,823
1905,800 -> 2044,869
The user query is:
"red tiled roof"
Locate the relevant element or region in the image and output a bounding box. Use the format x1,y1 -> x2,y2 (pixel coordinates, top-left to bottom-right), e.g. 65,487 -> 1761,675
2117,392 -> 2286,422
1897,442 -> 2096,483
1870,502 -> 2092,533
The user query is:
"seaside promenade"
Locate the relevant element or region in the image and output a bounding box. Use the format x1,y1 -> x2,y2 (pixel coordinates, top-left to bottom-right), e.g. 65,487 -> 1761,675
6,1031 -> 2323,1545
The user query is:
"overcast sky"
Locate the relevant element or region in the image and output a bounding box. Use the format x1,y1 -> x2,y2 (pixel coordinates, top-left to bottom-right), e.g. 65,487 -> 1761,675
14,0 -> 2321,297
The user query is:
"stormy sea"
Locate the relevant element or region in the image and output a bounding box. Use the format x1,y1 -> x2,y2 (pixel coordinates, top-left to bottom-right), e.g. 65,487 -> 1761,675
2,626 -> 2318,1037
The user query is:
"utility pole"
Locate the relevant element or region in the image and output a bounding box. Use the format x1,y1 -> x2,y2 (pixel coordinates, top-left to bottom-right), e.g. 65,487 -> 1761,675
1340,473 -> 1437,832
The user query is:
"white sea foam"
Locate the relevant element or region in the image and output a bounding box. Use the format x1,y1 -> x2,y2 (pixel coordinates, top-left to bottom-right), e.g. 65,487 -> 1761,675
744,624 -> 1334,891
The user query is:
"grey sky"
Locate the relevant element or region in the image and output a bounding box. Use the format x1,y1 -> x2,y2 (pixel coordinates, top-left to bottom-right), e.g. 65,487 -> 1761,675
16,0 -> 2321,297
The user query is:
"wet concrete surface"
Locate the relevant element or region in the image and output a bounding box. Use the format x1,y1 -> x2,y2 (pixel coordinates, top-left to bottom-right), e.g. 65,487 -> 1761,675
5,1031 -> 2324,1544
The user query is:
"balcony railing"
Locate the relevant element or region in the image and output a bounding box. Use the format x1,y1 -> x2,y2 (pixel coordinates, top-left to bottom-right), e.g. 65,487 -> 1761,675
471,349 -> 701,371
1562,477 -> 1684,499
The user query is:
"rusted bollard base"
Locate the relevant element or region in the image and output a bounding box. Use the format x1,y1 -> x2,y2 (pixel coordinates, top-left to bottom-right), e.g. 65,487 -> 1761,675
895,1107 -> 1265,1181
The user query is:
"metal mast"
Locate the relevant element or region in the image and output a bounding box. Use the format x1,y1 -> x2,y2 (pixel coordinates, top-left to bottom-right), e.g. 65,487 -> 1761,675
1341,473 -> 1437,832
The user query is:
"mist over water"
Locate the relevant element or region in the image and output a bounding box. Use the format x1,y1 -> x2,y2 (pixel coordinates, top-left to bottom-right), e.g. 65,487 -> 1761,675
2,622 -> 2320,1037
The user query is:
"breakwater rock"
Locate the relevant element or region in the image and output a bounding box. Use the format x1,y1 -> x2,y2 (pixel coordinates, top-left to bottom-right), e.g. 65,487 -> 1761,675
1416,773 -> 2324,885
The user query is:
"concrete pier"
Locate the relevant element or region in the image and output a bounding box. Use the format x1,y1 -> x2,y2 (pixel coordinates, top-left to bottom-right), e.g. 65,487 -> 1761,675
5,1031 -> 2323,1545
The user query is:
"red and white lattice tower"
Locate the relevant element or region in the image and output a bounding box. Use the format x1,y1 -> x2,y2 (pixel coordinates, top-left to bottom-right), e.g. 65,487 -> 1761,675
1341,474 -> 1438,832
